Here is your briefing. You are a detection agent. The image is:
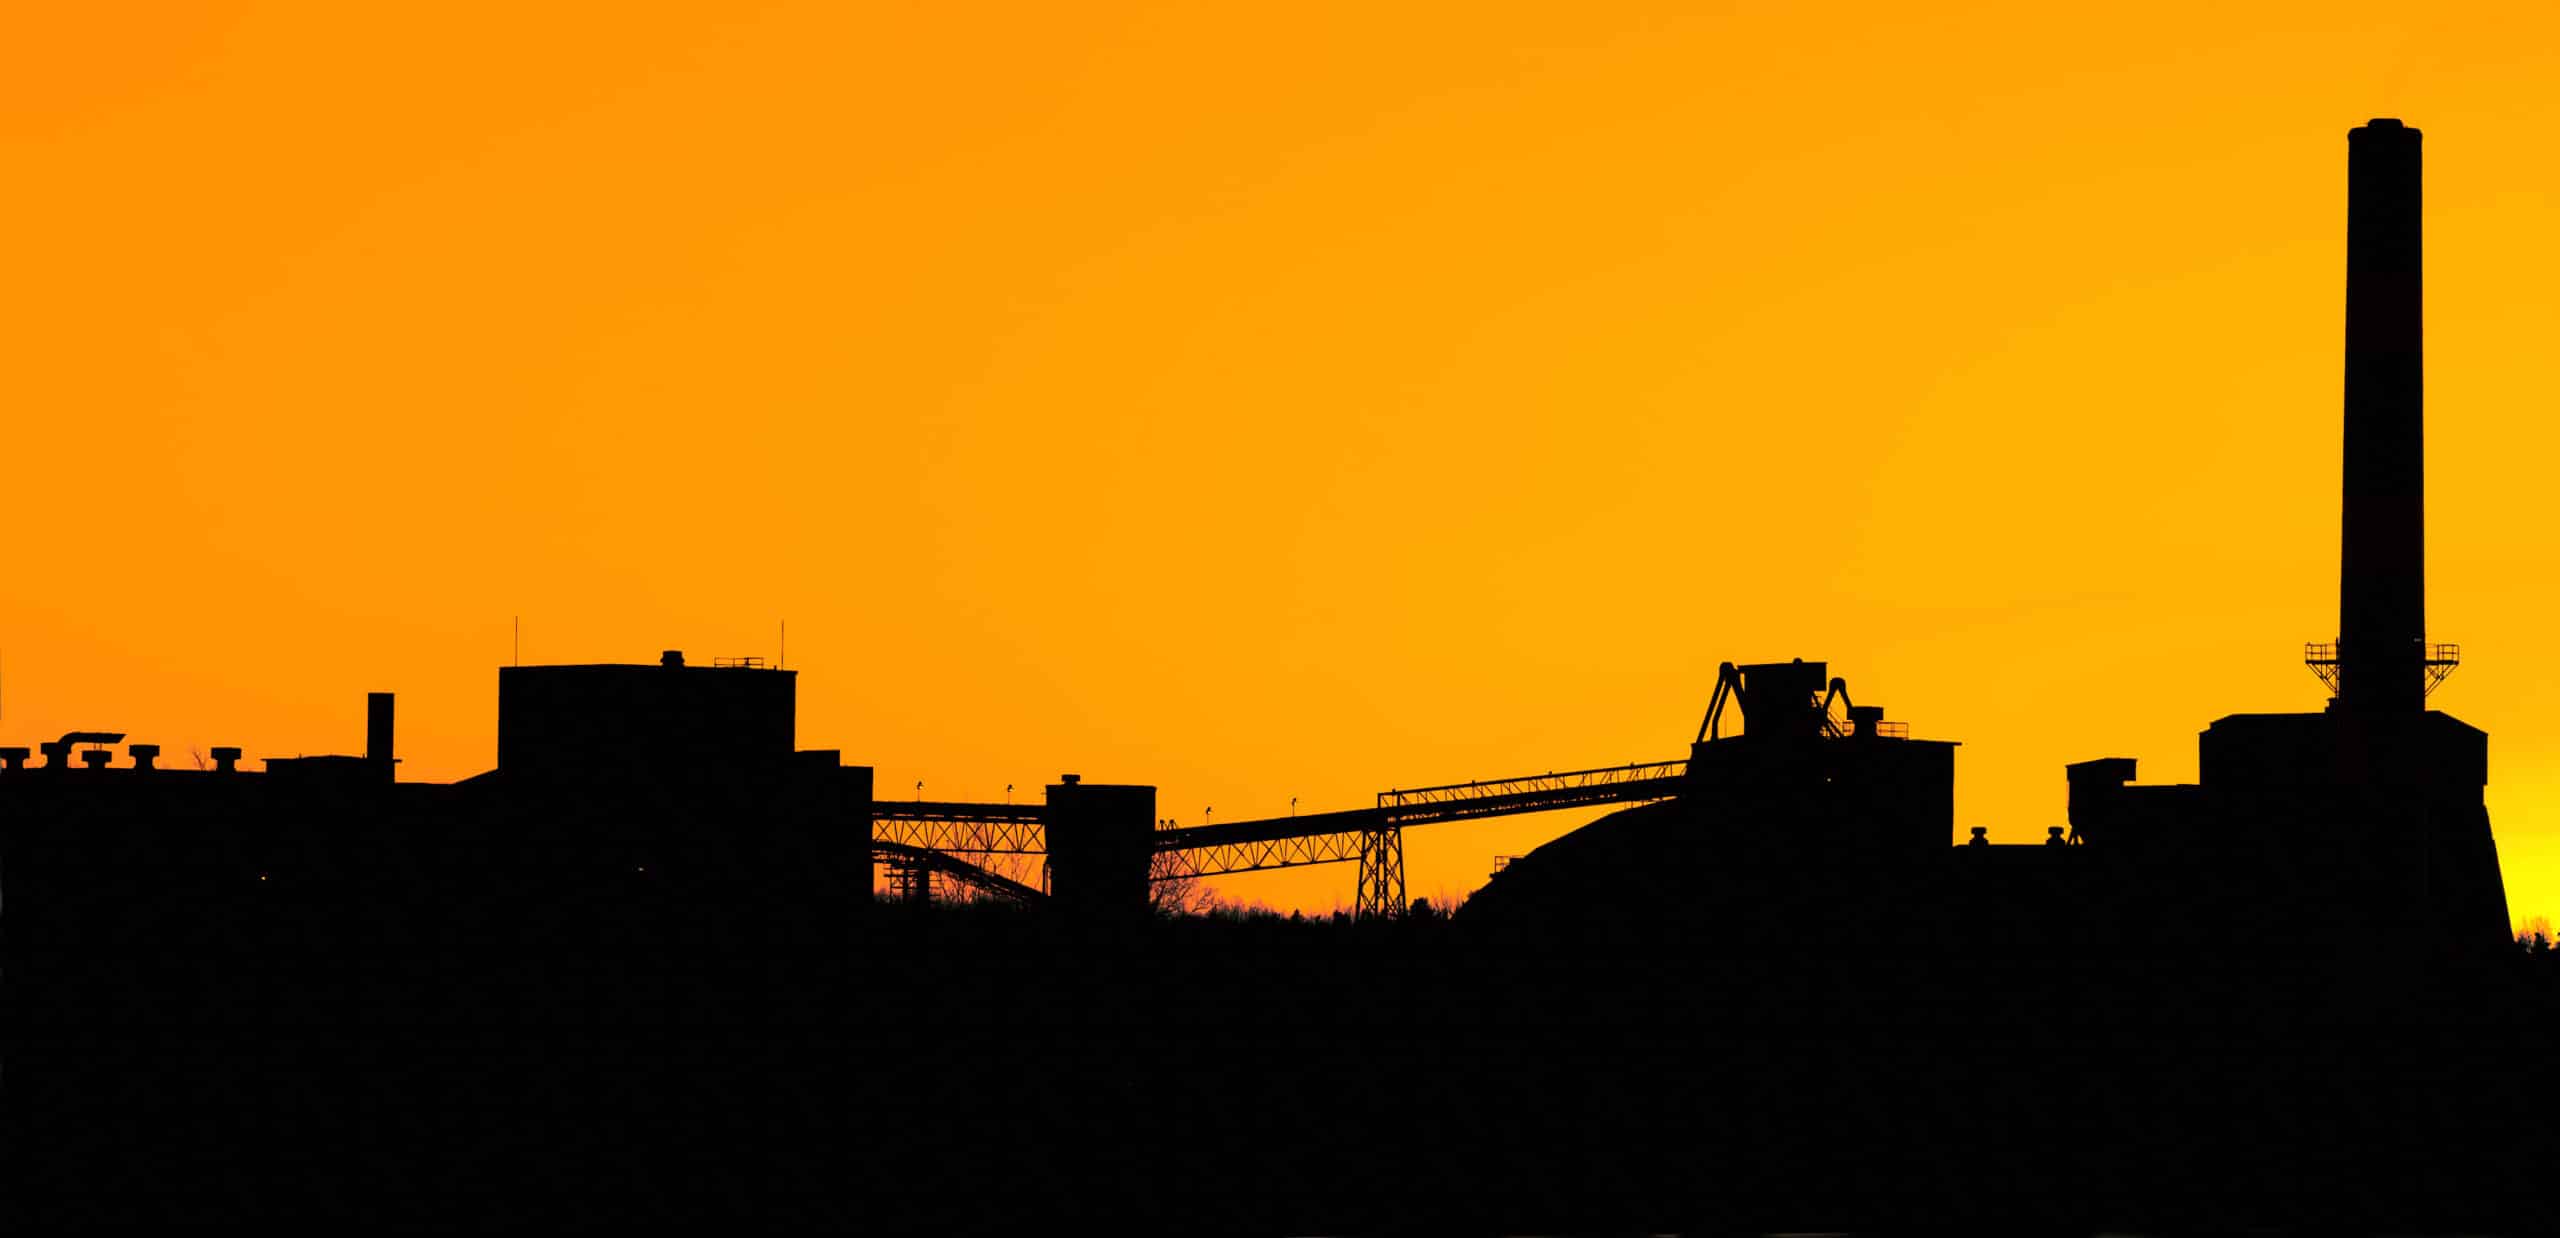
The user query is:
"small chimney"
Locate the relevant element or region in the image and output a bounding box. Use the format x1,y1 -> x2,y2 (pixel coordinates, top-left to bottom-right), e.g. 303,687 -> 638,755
129,744 -> 161,772
211,746 -> 242,774
367,692 -> 395,779
661,649 -> 686,669
78,748 -> 112,770
1967,826 -> 1990,847
0,747 -> 29,772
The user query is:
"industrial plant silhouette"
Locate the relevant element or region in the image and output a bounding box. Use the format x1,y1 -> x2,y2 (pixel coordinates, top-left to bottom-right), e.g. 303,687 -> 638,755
8,120 -> 2555,1228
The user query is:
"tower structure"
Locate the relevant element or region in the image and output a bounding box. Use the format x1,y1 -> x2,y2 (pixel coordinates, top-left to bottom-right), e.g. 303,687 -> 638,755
2312,118 -> 2458,708
2073,119 -> 2509,955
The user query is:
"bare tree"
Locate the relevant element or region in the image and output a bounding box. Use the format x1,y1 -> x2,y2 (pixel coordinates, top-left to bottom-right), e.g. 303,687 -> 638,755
1148,854 -> 1219,916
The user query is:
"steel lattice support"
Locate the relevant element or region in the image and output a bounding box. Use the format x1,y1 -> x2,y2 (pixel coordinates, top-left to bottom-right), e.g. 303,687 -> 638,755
882,852 -> 933,905
870,801 -> 1048,854
1151,828 -> 1366,881
1376,760 -> 1688,822
872,815 -> 1047,854
1354,824 -> 1404,921
871,842 -> 1045,905
873,759 -> 1691,915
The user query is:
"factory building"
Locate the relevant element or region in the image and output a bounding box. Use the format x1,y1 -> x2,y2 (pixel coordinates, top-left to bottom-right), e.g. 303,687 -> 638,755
1,119 -> 2512,961
1465,119 -> 2508,962
496,650 -> 798,782
3,654 -> 874,969
2058,119 -> 2507,954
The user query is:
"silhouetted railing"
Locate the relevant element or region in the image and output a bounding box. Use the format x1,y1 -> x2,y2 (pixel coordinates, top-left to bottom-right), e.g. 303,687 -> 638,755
2304,640 -> 2461,697
873,800 -> 1046,854
1377,759 -> 1688,822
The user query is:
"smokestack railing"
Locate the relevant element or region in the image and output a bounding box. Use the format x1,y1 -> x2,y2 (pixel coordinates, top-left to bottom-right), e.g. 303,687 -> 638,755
2304,641 -> 2459,699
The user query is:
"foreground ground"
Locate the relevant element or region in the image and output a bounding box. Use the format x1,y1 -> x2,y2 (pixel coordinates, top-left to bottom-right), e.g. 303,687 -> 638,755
13,889 -> 2560,1230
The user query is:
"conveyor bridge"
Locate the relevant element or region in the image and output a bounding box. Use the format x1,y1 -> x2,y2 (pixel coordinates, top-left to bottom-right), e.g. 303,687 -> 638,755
869,758 -> 1688,917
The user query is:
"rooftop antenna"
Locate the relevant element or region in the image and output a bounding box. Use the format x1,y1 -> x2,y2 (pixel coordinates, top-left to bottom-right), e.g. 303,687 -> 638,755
779,620 -> 786,671
514,616 -> 521,667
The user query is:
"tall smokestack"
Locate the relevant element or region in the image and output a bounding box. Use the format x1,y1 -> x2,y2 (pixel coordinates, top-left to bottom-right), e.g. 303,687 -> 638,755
2335,118 -> 2427,712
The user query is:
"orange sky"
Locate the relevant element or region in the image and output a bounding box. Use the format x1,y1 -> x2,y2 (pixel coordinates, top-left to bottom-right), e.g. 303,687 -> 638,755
9,2 -> 2560,921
